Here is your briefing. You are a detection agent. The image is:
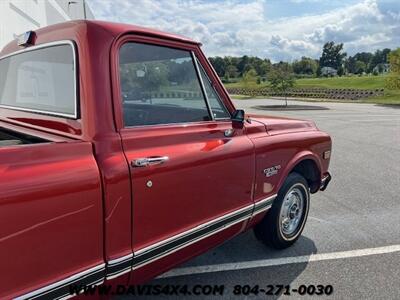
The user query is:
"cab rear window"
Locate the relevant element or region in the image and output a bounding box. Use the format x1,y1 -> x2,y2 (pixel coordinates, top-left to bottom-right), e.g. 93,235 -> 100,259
0,42 -> 77,118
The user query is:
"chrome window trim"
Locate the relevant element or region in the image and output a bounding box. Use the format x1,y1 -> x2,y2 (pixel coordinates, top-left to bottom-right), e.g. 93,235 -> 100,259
195,57 -> 231,120
122,119 -> 224,130
0,40 -> 79,119
191,51 -> 214,121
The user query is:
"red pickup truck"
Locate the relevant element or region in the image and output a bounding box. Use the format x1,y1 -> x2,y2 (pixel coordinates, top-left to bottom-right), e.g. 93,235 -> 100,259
0,20 -> 331,299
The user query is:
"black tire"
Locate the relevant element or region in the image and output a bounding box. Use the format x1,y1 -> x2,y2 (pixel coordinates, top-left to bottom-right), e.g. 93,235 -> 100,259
254,172 -> 310,249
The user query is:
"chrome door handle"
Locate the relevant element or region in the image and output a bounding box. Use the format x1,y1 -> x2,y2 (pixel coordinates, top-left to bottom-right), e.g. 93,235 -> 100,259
132,156 -> 169,167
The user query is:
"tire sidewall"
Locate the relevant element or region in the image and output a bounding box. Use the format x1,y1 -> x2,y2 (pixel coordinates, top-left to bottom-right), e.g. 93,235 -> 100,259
272,173 -> 310,245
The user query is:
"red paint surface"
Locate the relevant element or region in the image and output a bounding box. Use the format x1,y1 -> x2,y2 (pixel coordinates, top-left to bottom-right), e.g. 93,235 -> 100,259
0,20 -> 331,298
0,142 -> 104,299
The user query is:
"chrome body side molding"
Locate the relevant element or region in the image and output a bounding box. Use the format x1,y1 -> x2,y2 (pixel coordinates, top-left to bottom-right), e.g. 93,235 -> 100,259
16,195 -> 277,298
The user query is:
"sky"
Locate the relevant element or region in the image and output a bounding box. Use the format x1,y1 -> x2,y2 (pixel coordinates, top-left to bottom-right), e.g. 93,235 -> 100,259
87,0 -> 400,62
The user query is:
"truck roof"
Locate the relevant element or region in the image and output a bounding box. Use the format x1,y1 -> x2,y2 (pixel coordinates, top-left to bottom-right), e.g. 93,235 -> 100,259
90,20 -> 199,44
0,20 -> 200,56
0,20 -> 203,140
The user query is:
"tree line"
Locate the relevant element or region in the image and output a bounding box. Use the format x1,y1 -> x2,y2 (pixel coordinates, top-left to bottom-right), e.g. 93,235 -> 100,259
208,42 -> 392,81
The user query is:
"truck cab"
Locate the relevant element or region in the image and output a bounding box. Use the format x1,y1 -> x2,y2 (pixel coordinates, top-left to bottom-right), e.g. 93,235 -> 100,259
0,21 -> 331,299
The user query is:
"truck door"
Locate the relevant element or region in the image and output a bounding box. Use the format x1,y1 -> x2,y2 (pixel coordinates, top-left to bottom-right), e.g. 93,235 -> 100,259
114,38 -> 255,273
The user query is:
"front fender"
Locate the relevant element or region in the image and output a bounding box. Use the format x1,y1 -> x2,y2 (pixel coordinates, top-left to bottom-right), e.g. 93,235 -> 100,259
276,151 -> 322,194
251,131 -> 329,203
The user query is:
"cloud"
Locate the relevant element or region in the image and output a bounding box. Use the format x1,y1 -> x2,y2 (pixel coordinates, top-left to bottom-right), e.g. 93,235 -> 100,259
88,0 -> 399,61
289,0 -> 323,2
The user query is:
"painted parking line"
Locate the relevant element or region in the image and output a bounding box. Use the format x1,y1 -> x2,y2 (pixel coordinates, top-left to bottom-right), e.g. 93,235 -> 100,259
158,244 -> 400,279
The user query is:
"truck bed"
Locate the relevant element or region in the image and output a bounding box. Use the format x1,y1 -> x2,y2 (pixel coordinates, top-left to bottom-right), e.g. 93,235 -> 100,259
0,127 -> 48,146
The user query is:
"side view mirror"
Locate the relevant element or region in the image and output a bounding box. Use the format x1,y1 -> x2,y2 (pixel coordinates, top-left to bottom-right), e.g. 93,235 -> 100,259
232,109 -> 245,124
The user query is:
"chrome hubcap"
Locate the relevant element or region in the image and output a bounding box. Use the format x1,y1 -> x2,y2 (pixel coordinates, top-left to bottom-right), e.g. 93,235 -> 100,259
279,187 -> 304,236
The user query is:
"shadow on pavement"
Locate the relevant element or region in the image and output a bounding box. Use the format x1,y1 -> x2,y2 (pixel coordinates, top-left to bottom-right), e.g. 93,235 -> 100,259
375,104 -> 400,109
120,232 -> 317,299
252,105 -> 329,111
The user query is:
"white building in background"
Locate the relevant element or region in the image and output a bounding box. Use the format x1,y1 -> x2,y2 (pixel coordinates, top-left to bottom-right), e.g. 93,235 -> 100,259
0,0 -> 94,50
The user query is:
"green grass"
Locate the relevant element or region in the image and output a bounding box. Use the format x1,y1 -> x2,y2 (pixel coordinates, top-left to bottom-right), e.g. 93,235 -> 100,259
230,94 -> 253,100
295,76 -> 386,89
225,75 -> 400,105
224,80 -> 269,89
225,75 -> 387,90
364,89 -> 400,105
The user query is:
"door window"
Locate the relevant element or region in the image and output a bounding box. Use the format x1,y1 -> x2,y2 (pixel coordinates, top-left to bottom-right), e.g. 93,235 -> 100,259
197,61 -> 230,119
119,43 -> 212,127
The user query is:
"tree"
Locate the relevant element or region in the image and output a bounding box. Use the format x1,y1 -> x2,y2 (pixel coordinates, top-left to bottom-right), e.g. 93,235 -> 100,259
386,48 -> 400,90
354,60 -> 367,75
242,68 -> 258,87
337,65 -> 345,76
225,64 -> 238,79
355,52 -> 373,70
258,60 -> 272,77
346,49 -> 390,74
345,56 -> 357,74
249,58 -> 271,76
121,62 -> 169,93
269,67 -> 295,107
237,55 -> 250,75
292,57 -> 318,76
207,47 -> 392,81
273,61 -> 293,73
208,57 -> 226,77
370,48 -> 391,71
319,41 -> 347,72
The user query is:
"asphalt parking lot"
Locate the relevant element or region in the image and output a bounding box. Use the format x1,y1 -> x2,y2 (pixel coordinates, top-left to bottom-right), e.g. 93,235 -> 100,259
121,99 -> 400,299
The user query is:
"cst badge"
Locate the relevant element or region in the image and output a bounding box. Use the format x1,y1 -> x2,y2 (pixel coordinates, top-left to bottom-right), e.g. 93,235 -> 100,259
263,165 -> 281,177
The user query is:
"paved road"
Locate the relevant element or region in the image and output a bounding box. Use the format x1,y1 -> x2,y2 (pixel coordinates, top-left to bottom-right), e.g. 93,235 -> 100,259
120,99 -> 400,299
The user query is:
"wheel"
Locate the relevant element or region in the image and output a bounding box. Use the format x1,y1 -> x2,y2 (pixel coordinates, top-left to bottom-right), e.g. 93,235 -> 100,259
254,172 -> 310,249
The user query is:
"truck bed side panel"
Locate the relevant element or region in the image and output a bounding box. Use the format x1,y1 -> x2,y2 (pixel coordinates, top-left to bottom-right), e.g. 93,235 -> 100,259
0,141 -> 104,299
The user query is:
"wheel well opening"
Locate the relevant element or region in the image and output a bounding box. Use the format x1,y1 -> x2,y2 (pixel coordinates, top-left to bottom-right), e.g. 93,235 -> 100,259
291,159 -> 321,193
